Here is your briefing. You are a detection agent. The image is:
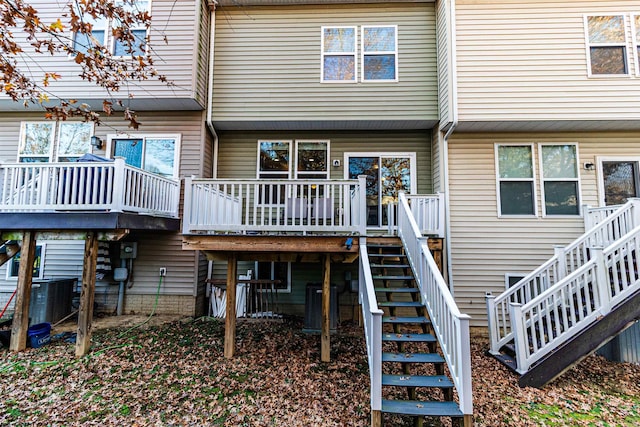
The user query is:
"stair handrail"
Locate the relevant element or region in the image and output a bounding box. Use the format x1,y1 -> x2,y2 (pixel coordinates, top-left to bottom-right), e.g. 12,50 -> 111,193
510,223 -> 640,373
487,199 -> 640,354
396,193 -> 473,417
358,238 -> 384,420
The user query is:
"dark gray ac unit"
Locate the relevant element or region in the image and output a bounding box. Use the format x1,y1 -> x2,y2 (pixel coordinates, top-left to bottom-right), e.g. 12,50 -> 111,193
29,278 -> 76,326
303,282 -> 338,333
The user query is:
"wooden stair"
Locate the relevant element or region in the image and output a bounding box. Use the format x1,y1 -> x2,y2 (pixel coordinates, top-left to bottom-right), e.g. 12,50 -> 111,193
368,240 -> 464,426
0,241 -> 20,268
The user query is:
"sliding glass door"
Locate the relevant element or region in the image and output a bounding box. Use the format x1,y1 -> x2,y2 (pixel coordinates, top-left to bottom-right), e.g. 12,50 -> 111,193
346,153 -> 415,227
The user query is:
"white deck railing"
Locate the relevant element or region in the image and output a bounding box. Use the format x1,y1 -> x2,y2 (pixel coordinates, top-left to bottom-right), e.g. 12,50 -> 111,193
183,177 -> 367,235
0,159 -> 180,217
486,199 -> 640,354
396,192 -> 472,417
358,239 -> 383,418
511,225 -> 640,373
386,193 -> 445,237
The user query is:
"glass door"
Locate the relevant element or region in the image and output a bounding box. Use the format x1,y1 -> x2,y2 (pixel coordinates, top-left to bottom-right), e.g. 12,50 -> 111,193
347,154 -> 414,227
601,160 -> 640,206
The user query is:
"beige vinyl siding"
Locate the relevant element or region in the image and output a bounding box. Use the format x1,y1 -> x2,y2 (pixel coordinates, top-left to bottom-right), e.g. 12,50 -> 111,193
194,0 -> 212,107
217,130 -> 433,193
213,3 -> 437,125
436,0 -> 452,126
455,0 -> 640,122
0,0 -> 203,106
448,131 -> 640,326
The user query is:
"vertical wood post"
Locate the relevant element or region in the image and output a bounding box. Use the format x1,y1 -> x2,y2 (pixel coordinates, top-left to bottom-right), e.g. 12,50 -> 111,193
371,410 -> 381,427
321,254 -> 331,362
9,231 -> 37,352
224,253 -> 237,359
76,232 -> 98,357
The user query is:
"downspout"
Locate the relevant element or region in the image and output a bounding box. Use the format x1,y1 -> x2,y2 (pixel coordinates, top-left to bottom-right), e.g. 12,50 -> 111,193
442,0 -> 458,291
206,0 -> 219,178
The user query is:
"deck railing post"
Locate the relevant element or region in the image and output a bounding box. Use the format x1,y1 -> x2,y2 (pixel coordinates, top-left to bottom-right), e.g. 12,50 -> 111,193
458,314 -> 473,417
582,204 -> 592,230
554,245 -> 566,281
438,192 -> 445,238
358,175 -> 367,235
592,246 -> 612,315
509,302 -> 529,374
183,176 -> 193,235
485,293 -> 500,355
112,158 -> 126,213
630,198 -> 640,228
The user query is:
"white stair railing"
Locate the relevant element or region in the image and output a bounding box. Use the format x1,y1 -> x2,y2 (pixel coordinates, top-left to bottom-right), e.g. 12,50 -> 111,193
358,239 -> 383,422
396,192 -> 473,418
510,224 -> 640,373
487,199 -> 640,354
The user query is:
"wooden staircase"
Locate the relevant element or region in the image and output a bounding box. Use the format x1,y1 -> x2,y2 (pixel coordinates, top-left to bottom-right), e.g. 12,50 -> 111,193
368,239 -> 464,426
0,241 -> 20,267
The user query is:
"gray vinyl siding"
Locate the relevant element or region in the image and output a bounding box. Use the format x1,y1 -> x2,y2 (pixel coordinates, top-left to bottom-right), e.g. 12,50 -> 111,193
213,3 -> 437,126
436,0 -> 453,126
217,130 -> 433,193
194,0 -> 212,107
0,0 -> 203,106
448,131 -> 640,326
455,0 -> 640,122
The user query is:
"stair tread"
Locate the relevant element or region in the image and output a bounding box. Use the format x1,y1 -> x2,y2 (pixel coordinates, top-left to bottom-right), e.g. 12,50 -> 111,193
383,374 -> 454,388
383,333 -> 436,343
375,287 -> 419,293
368,253 -> 406,257
373,275 -> 414,280
381,399 -> 463,417
383,316 -> 430,324
371,264 -> 411,268
379,301 -> 422,307
367,244 -> 402,248
383,352 -> 445,364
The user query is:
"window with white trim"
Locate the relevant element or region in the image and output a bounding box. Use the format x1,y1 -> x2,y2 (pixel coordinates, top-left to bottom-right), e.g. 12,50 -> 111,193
256,261 -> 291,292
634,15 -> 640,75
107,134 -> 180,178
321,26 -> 357,82
18,122 -> 93,163
7,244 -> 45,280
496,144 -> 536,216
585,15 -> 629,76
295,140 -> 329,179
362,25 -> 398,81
72,0 -> 149,57
539,144 -> 580,216
257,141 -> 292,205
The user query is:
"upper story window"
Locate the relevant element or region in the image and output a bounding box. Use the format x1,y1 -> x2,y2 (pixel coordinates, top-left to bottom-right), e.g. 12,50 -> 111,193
362,26 -> 398,82
585,15 -> 630,76
107,134 -> 181,178
72,0 -> 149,57
539,144 -> 580,216
18,122 -> 93,162
495,144 -> 536,216
321,27 -> 357,82
634,15 -> 640,74
321,25 -> 398,83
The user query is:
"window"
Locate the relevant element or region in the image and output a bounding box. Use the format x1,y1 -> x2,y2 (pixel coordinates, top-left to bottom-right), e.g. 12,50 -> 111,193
496,145 -> 536,216
540,144 -> 580,216
362,26 -> 398,81
72,0 -> 149,57
7,244 -> 45,280
256,261 -> 291,292
321,27 -> 357,82
296,140 -> 329,179
599,158 -> 640,205
634,15 -> 640,74
585,15 -> 629,76
258,141 -> 292,179
108,134 -> 180,178
18,122 -> 93,163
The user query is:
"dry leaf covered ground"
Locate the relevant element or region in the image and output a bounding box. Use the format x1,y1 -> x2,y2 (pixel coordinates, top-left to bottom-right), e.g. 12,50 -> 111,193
1,316 -> 639,426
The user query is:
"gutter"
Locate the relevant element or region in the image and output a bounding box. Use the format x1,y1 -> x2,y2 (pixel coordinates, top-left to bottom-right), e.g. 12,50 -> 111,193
442,0 -> 458,292
206,0 -> 219,178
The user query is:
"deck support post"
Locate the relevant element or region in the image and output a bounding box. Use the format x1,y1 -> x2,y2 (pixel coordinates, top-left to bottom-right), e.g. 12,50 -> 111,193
9,231 -> 37,352
224,252 -> 237,359
463,414 -> 473,427
321,254 -> 331,362
76,232 -> 98,357
371,410 -> 381,427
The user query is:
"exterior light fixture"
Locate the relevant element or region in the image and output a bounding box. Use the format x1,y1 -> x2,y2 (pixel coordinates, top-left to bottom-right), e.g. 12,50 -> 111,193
90,136 -> 103,149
